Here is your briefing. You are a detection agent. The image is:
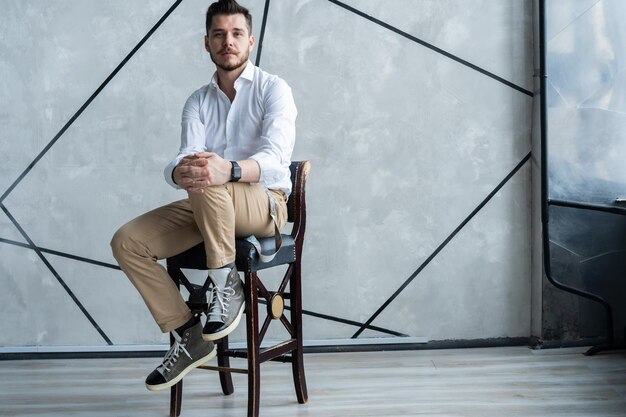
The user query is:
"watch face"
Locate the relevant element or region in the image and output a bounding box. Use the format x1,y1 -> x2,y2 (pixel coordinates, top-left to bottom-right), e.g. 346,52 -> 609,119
231,162 -> 241,181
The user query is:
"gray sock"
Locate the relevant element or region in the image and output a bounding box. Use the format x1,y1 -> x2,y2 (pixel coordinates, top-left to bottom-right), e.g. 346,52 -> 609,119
207,266 -> 233,289
174,314 -> 198,335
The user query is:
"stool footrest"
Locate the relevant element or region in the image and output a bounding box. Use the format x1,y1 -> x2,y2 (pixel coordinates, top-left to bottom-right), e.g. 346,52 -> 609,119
198,365 -> 248,374
260,339 -> 298,363
220,339 -> 298,364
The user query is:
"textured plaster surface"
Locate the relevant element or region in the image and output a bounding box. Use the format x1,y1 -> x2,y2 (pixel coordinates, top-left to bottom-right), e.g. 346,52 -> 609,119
1,0 -> 533,347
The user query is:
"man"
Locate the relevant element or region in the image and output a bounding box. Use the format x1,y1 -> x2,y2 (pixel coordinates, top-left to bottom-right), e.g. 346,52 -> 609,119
111,0 -> 296,391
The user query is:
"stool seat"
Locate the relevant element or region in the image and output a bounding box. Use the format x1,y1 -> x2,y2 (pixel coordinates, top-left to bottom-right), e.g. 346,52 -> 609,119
167,235 -> 296,272
236,235 -> 295,272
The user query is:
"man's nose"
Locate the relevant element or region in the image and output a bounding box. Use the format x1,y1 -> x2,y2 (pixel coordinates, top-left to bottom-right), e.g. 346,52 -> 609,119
224,33 -> 234,46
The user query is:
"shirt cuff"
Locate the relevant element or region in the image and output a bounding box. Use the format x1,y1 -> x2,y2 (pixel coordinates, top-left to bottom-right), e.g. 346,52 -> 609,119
249,153 -> 281,185
164,156 -> 184,189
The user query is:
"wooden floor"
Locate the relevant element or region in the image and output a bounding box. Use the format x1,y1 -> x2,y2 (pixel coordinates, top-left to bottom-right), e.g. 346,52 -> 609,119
1,346 -> 625,417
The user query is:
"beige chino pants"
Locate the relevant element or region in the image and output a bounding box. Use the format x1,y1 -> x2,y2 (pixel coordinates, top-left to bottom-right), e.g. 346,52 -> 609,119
111,183 -> 287,333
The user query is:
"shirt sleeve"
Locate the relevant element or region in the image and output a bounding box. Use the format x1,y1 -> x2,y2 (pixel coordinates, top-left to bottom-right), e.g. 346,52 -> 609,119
249,78 -> 297,187
163,89 -> 208,189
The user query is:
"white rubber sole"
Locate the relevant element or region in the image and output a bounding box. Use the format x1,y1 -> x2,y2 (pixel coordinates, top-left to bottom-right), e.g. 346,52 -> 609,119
202,303 -> 245,342
145,345 -> 217,391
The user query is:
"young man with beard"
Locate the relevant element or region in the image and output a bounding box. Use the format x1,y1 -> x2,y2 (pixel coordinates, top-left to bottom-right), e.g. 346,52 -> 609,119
111,0 -> 296,390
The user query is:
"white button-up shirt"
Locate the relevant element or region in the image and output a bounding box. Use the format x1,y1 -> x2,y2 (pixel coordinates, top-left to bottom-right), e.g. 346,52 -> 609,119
164,61 -> 297,196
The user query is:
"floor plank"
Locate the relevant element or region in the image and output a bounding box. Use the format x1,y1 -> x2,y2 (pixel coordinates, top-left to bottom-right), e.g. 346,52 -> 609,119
0,346 -> 624,416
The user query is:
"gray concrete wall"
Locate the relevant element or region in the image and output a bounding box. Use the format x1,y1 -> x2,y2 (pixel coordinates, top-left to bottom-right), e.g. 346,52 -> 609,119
1,0 -> 533,349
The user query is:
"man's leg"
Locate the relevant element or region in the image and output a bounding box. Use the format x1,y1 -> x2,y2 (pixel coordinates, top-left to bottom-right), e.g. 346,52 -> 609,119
110,199 -> 216,390
111,199 -> 202,332
187,183 -> 287,340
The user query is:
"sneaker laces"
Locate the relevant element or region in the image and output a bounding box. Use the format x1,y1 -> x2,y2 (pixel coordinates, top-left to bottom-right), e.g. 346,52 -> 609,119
158,331 -> 192,373
208,284 -> 236,323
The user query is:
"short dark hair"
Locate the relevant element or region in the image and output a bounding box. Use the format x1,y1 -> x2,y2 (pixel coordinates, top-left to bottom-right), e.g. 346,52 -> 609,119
205,0 -> 252,34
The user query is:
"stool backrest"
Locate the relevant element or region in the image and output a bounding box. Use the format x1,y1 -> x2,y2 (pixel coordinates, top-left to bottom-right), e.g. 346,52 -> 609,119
287,161 -> 311,241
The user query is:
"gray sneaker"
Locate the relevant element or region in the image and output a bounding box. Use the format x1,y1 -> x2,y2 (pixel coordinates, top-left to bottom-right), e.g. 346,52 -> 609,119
145,321 -> 216,391
202,267 -> 245,341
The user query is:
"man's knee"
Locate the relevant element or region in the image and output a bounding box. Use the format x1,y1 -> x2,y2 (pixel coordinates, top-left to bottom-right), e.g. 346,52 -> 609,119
110,225 -> 134,261
188,184 -> 231,204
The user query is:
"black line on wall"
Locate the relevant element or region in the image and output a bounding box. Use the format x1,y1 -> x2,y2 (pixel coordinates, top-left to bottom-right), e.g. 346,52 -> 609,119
254,0 -> 272,66
301,309 -> 407,337
1,204 -> 113,345
0,0 -> 184,205
352,152 -> 532,338
0,237 -> 121,270
327,0 -> 534,98
283,303 -> 408,337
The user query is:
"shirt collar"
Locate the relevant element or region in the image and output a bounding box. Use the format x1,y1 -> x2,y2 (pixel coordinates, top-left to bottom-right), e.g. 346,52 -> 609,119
209,60 -> 254,89
239,60 -> 254,82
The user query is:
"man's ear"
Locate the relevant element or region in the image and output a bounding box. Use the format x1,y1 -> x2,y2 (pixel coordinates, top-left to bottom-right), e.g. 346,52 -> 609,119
204,35 -> 210,53
248,35 -> 255,51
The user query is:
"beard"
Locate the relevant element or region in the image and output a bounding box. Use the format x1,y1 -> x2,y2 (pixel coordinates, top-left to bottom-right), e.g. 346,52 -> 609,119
209,48 -> 250,72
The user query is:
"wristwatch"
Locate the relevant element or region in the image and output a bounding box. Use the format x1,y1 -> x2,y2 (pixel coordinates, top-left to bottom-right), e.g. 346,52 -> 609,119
230,161 -> 241,182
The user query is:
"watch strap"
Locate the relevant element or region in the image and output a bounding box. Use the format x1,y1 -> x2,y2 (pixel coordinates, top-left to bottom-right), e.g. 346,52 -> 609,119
230,161 -> 241,182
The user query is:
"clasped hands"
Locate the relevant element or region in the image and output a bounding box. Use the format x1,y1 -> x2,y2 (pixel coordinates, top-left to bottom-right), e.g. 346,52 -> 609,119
173,152 -> 231,193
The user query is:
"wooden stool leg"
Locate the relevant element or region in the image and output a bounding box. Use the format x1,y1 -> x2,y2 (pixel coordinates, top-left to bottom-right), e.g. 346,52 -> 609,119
170,380 -> 183,417
245,272 -> 261,417
290,262 -> 308,403
217,336 -> 234,395
168,329 -> 183,417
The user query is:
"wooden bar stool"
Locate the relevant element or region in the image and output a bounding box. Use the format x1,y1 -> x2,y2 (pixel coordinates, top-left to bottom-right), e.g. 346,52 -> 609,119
166,161 -> 311,417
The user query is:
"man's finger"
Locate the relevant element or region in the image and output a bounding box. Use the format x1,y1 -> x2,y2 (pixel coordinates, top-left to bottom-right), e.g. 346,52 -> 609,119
178,171 -> 199,183
178,165 -> 203,176
193,151 -> 215,159
181,175 -> 207,186
180,154 -> 197,163
186,177 -> 208,193
191,158 -> 208,166
177,165 -> 192,175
